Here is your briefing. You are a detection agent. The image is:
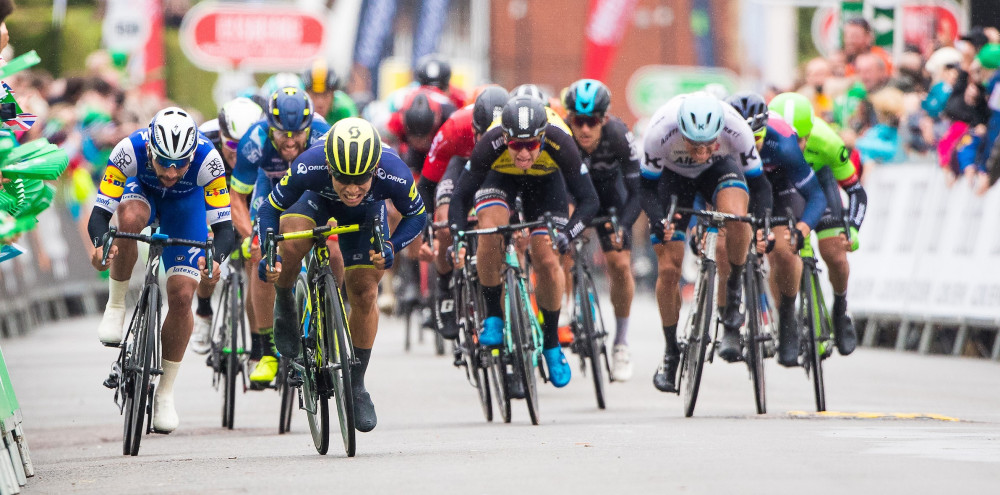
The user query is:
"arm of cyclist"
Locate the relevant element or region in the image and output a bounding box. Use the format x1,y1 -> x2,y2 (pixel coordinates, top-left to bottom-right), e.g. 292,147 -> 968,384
448,137 -> 492,233
551,127 -> 599,241
619,125 -> 643,229
87,135 -> 141,268
386,162 -> 429,257
255,166 -> 308,281
198,152 -> 236,265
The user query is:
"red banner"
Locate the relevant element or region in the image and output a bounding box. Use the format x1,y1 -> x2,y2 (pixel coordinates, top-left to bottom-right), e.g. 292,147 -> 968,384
140,0 -> 165,99
581,0 -> 637,81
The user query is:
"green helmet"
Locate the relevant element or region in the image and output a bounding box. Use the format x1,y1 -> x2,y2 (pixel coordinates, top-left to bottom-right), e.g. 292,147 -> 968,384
768,92 -> 814,138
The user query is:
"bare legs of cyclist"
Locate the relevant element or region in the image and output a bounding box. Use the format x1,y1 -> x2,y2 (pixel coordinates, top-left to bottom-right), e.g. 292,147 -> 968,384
652,188 -> 750,390
818,234 -> 857,355
605,246 -> 635,380
476,205 -> 572,389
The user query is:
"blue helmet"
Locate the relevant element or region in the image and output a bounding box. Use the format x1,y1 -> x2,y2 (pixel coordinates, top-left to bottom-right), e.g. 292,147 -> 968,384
266,87 -> 314,133
677,93 -> 725,143
565,79 -> 611,116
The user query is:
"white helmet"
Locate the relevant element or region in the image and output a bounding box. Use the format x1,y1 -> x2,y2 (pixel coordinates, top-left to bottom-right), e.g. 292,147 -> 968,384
677,92 -> 725,143
148,106 -> 198,165
218,97 -> 263,141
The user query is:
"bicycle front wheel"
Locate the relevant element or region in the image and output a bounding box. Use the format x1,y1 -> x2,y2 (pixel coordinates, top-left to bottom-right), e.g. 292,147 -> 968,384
744,261 -> 767,415
323,273 -> 356,457
303,287 -> 331,455
803,273 -> 826,412
508,270 -> 539,425
578,271 -> 608,409
222,277 -> 238,430
125,287 -> 157,456
683,261 -> 715,418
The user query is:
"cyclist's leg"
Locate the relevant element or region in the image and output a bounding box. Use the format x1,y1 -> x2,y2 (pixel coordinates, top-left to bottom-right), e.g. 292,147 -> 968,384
190,256 -> 219,354
431,159 -> 461,338
768,186 -> 805,366
594,177 -> 636,378
247,179 -> 281,377
98,179 -> 151,345
816,215 -> 857,354
707,158 -> 751,331
472,172 -> 514,346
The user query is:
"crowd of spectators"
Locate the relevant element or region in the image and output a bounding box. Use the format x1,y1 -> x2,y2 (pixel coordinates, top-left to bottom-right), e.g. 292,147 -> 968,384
782,18 -> 1000,194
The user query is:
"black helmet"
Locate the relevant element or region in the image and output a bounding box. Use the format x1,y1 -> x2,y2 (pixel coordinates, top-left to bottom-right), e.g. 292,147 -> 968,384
725,92 -> 769,132
564,79 -> 611,116
301,58 -> 340,94
415,54 -> 452,91
472,86 -> 509,135
500,95 -> 547,139
404,92 -> 438,137
511,84 -> 546,102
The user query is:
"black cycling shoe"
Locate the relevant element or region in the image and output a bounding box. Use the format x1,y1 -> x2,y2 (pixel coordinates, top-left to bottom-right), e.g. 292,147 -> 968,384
717,326 -> 742,363
722,294 -> 745,332
434,287 -> 460,340
834,313 -> 857,356
653,351 -> 680,392
777,314 -> 800,367
273,287 -> 300,360
353,386 -> 377,432
506,370 -> 526,399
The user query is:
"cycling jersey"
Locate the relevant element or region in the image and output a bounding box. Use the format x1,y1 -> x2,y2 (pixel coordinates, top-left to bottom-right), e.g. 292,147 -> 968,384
449,123 -> 598,239
803,118 -> 867,230
760,114 -> 825,229
576,116 -> 642,232
423,105 -> 475,184
230,119 -> 331,196
257,142 -> 427,257
326,90 -> 359,124
88,128 -> 235,276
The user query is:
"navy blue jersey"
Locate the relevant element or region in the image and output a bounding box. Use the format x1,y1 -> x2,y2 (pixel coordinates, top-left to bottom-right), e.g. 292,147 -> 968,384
759,116 -> 825,229
257,141 -> 427,252
231,119 -> 331,195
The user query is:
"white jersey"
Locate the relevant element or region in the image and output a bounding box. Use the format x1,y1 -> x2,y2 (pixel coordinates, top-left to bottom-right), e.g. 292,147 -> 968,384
640,94 -> 763,180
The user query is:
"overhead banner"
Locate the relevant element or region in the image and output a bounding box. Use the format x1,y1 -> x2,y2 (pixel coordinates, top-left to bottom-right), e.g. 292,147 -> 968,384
353,0 -> 399,93
581,0 -> 637,81
412,0 -> 451,68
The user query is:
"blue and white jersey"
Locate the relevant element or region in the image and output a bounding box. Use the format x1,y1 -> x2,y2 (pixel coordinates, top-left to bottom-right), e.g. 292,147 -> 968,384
230,119 -> 331,195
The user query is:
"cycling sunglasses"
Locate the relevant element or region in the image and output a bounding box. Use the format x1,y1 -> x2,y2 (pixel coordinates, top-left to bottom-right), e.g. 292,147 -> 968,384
682,136 -> 718,151
570,114 -> 604,128
224,139 -> 238,151
507,138 -> 542,152
753,128 -> 766,145
333,170 -> 375,186
153,155 -> 190,169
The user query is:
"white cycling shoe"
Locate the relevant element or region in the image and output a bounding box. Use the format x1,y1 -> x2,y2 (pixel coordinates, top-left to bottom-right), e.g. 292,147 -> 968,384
189,315 -> 212,355
98,306 -> 127,346
152,392 -> 179,433
611,344 -> 633,382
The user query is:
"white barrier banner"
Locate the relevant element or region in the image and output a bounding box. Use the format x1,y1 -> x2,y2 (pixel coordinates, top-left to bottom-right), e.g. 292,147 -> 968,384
850,163 -> 1000,324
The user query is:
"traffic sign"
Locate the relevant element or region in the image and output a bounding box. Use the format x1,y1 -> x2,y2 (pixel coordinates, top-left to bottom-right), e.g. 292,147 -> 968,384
625,65 -> 737,119
179,1 -> 325,72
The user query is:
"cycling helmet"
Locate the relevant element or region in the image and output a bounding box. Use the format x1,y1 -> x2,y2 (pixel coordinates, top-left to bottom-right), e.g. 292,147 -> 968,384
218,97 -> 264,141
677,93 -> 725,143
472,86 -> 509,135
564,79 -> 611,116
266,87 -> 314,133
403,92 -> 439,137
148,106 -> 198,166
768,92 -> 815,138
415,54 -> 452,91
325,117 -> 383,182
301,58 -> 340,94
500,95 -> 547,139
725,92 -> 769,133
511,84 -> 546,102
259,72 -> 304,100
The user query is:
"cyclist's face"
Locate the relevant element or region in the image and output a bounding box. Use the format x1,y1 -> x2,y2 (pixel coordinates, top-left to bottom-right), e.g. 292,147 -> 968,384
506,137 -> 543,170
683,137 -> 717,163
409,133 -> 434,153
568,113 -> 605,151
219,132 -> 238,167
272,128 -> 309,161
309,90 -> 334,117
151,158 -> 190,188
332,176 -> 373,207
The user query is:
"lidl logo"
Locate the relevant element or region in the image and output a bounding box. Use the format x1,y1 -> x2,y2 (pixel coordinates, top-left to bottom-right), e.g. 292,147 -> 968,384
205,176 -> 231,208
99,167 -> 127,198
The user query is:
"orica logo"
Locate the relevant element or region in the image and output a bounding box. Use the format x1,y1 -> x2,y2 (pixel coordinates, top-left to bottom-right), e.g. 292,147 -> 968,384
297,163 -> 307,174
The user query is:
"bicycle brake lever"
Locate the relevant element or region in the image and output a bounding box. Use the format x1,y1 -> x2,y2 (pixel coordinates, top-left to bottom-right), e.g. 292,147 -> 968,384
205,239 -> 214,279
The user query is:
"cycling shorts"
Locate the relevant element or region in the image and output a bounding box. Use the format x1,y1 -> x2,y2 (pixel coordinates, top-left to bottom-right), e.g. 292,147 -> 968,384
473,170 -> 569,235
280,191 -> 389,269
121,177 -> 208,281
593,173 -> 632,251
651,156 -> 747,244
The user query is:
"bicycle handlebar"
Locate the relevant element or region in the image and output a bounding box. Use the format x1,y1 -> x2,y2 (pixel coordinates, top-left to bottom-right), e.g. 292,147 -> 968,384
101,227 -> 215,279
263,224 -> 362,273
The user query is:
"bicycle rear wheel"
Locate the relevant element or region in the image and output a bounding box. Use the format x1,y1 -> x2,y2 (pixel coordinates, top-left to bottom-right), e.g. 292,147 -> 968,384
743,261 -> 767,415
125,287 -> 156,456
803,272 -> 826,412
683,261 -> 715,418
578,272 -> 607,409
508,270 -> 539,425
323,273 -> 356,457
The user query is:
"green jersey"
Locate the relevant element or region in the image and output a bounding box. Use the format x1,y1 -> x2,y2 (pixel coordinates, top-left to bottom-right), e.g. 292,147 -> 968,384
803,118 -> 859,186
325,90 -> 358,124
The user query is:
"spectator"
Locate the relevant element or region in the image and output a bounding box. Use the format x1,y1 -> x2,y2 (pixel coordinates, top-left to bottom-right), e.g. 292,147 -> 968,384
797,57 -> 836,121
843,18 -> 893,77
855,87 -> 907,165
938,68 -> 990,179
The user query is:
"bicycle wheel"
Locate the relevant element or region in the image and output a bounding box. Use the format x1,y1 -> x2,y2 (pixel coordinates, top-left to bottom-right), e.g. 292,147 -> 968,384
221,278 -> 237,430
804,273 -> 826,412
508,270 -> 539,425
578,272 -> 607,409
487,349 -> 511,423
743,261 -> 766,414
302,291 -> 330,454
126,287 -> 156,456
323,273 -> 356,457
683,261 -> 715,418
278,357 -> 295,434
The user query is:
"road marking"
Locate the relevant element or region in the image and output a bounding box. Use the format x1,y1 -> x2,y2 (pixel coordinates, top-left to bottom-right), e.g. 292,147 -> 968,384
787,411 -> 962,422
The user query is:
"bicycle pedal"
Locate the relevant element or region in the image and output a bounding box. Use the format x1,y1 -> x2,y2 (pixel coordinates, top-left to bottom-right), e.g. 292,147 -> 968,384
102,375 -> 119,389
248,381 -> 271,391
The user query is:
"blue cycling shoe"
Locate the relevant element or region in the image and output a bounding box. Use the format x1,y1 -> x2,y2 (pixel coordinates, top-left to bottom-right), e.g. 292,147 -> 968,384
478,316 -> 504,347
543,347 -> 571,388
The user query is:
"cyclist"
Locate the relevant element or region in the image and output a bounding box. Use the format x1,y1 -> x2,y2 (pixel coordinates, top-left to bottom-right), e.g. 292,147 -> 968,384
230,87 -> 331,386
416,85 -> 509,340
385,85 -> 457,176
257,117 -> 427,433
769,92 -> 866,356
726,92 -> 827,366
301,57 -> 358,125
191,97 -> 264,354
88,107 -> 235,433
256,73 -> 305,109
562,79 -> 642,381
512,84 -> 572,131
448,95 -> 600,389
415,53 -> 467,108
641,92 -> 765,392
